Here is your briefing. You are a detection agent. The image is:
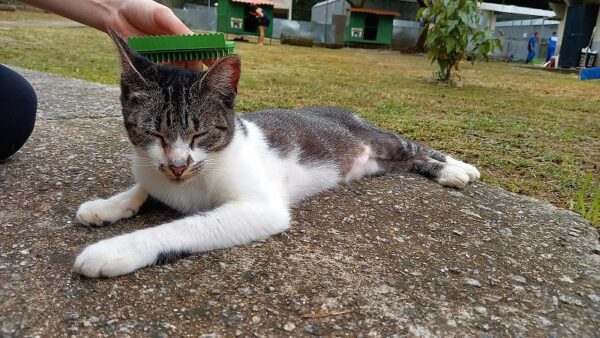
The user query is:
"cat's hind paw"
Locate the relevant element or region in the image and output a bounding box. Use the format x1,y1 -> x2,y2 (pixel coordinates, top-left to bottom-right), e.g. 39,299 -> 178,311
76,198 -> 139,226
446,157 -> 480,181
437,166 -> 471,189
73,236 -> 153,277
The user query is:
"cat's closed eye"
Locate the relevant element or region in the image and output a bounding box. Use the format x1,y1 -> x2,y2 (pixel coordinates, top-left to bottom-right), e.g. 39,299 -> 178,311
126,91 -> 149,104
142,129 -> 167,145
191,131 -> 209,146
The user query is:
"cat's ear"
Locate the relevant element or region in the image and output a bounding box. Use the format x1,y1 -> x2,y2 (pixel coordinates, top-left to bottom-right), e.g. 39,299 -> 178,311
107,28 -> 154,87
200,55 -> 241,97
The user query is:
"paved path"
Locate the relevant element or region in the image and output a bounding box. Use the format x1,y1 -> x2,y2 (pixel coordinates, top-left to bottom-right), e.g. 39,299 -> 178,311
1,67 -> 599,337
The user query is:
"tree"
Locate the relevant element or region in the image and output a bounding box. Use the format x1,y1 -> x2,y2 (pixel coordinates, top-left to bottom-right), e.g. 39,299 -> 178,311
414,0 -> 429,53
417,0 -> 503,83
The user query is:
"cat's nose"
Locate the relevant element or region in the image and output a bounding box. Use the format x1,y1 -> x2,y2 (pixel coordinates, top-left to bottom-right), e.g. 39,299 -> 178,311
169,165 -> 187,177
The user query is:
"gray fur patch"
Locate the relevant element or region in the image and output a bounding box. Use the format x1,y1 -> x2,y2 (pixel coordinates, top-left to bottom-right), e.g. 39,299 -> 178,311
155,250 -> 190,265
243,106 -> 448,179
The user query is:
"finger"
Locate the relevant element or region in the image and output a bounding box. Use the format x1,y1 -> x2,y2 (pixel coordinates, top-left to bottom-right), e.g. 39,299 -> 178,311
119,2 -> 191,36
106,16 -> 147,39
203,59 -> 216,68
186,60 -> 205,71
164,60 -> 204,71
152,5 -> 193,35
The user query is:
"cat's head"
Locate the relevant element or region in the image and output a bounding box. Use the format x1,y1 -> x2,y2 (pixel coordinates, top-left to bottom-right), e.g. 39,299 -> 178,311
109,29 -> 241,183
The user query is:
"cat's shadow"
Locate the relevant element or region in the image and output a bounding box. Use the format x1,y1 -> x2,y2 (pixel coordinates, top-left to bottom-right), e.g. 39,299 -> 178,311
137,197 -> 179,218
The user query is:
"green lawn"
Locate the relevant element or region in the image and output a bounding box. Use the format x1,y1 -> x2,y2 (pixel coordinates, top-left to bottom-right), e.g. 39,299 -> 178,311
1,11 -> 599,221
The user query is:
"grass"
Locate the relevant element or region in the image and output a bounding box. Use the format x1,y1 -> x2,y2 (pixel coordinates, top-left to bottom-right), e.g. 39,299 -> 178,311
0,9 -> 69,22
1,11 -> 600,224
571,174 -> 600,225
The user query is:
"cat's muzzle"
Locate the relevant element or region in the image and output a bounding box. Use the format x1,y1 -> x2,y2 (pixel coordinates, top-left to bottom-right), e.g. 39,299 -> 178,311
159,160 -> 204,183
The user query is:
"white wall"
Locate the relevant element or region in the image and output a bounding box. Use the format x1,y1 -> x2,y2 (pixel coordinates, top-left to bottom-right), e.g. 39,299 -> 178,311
593,8 -> 600,66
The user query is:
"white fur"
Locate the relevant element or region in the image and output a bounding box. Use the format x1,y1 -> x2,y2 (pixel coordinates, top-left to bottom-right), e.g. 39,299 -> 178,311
445,156 -> 480,181
76,185 -> 148,226
345,145 -> 381,182
74,121 -> 338,277
437,166 -> 470,189
436,156 -> 479,189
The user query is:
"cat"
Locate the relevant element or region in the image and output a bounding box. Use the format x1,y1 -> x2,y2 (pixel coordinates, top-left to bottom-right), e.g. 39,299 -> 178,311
72,30 -> 480,277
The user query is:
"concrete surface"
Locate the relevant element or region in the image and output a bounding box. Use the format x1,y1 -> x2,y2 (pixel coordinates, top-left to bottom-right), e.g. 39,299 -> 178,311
1,67 -> 600,337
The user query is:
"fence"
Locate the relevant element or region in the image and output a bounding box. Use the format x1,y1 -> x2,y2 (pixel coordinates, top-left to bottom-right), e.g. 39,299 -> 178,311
493,20 -> 559,61
392,20 -> 421,50
172,4 -> 217,32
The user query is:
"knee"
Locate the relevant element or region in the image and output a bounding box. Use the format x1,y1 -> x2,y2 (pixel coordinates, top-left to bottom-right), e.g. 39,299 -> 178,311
0,65 -> 37,160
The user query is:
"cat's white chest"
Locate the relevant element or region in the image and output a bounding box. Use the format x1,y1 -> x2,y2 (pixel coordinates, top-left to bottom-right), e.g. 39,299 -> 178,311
132,161 -> 218,214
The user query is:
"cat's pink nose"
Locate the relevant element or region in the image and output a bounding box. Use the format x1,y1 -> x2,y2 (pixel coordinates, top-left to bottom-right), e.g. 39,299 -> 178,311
169,165 -> 187,177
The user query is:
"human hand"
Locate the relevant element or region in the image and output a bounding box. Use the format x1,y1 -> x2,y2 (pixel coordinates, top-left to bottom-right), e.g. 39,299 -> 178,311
103,0 -> 213,70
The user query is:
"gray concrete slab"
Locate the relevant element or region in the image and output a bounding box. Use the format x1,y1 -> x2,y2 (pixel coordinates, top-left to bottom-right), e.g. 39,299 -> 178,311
1,68 -> 599,337
11,66 -> 121,121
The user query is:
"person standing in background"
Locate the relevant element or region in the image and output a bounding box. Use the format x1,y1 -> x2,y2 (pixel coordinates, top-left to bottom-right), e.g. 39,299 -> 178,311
546,31 -> 558,62
248,4 -> 269,46
526,32 -> 539,64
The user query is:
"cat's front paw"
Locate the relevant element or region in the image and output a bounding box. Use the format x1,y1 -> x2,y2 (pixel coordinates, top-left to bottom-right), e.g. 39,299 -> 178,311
73,236 -> 154,277
76,198 -> 139,226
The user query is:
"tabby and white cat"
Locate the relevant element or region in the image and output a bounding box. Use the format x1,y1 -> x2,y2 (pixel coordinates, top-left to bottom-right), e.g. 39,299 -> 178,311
73,31 -> 480,277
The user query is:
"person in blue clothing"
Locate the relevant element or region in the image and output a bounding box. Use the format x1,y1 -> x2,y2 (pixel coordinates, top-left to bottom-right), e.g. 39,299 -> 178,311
546,31 -> 558,62
526,32 -> 539,64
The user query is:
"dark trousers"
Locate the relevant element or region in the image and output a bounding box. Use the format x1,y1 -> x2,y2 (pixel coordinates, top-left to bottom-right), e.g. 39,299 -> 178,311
0,65 -> 37,161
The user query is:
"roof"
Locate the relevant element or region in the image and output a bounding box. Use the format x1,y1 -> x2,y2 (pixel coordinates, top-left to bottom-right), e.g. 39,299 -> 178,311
348,7 -> 400,16
231,0 -> 276,6
313,0 -> 343,8
479,3 -> 556,18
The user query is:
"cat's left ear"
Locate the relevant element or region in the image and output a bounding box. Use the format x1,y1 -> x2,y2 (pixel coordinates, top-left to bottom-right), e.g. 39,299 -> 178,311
200,55 -> 241,96
107,28 -> 155,87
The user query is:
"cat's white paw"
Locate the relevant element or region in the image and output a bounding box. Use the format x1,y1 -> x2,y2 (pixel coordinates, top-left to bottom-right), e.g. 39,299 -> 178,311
73,236 -> 154,277
437,166 -> 470,189
446,157 -> 480,181
76,198 -> 139,226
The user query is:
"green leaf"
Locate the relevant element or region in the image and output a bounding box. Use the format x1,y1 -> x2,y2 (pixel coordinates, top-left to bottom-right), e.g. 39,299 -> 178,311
446,39 -> 456,53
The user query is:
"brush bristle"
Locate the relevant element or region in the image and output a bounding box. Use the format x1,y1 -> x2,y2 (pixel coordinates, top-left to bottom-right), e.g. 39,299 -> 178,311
140,48 -> 234,62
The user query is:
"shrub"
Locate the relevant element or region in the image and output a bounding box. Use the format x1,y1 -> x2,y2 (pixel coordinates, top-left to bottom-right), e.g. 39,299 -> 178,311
417,0 -> 503,83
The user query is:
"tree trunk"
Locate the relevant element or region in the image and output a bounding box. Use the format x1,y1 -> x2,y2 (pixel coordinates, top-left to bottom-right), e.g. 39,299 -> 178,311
415,22 -> 429,53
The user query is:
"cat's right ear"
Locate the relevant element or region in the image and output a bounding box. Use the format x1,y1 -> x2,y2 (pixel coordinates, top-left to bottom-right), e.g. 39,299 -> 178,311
107,28 -> 154,87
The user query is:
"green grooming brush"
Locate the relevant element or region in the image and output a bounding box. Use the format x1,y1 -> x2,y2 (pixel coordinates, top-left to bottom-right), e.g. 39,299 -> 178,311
127,33 -> 236,62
